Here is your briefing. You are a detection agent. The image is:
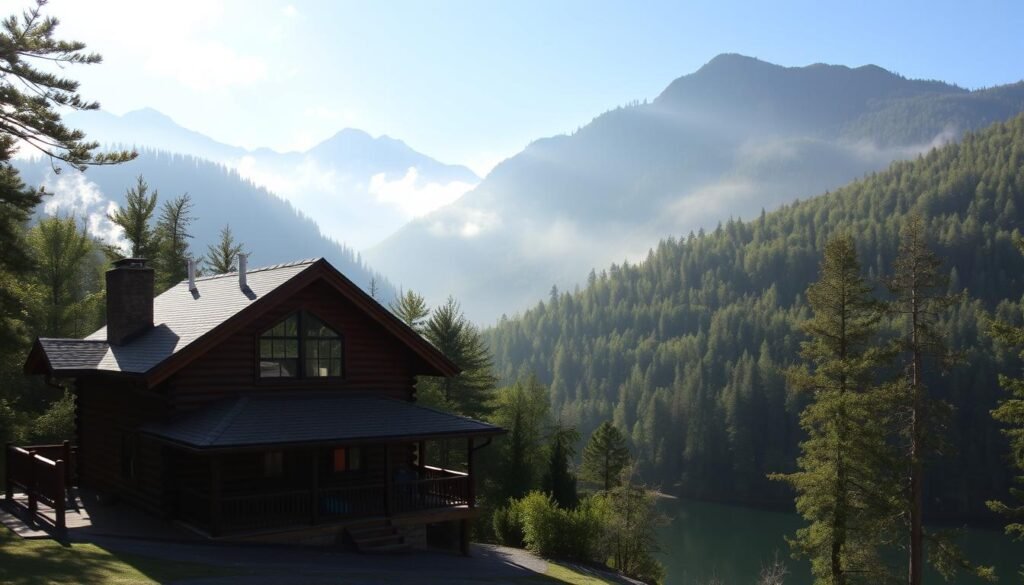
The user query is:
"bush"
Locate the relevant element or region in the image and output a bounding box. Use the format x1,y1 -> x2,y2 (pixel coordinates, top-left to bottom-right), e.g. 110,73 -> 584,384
492,502 -> 525,547
518,491 -> 602,562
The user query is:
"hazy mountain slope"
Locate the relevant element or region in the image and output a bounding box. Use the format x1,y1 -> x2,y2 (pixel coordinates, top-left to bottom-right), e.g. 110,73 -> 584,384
367,54 -> 1024,323
14,150 -> 391,295
65,109 -> 480,250
484,114 -> 1024,518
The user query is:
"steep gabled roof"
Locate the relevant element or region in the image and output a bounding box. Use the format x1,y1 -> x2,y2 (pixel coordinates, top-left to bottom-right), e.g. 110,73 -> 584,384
25,258 -> 459,383
141,393 -> 502,450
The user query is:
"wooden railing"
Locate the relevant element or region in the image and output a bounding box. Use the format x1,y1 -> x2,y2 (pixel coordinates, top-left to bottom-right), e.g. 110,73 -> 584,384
183,472 -> 471,535
4,442 -> 73,532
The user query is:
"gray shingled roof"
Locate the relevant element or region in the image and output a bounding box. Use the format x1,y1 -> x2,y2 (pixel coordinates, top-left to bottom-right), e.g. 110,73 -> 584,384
141,394 -> 503,448
37,260 -> 317,374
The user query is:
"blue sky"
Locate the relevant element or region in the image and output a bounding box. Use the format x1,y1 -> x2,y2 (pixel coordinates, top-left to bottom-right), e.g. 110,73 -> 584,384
40,0 -> 1024,176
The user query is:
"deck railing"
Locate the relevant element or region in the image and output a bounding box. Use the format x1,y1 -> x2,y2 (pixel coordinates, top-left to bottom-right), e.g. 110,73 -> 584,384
184,469 -> 471,535
4,442 -> 73,532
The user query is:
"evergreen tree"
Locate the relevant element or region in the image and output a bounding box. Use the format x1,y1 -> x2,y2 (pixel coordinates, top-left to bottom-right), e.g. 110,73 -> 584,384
487,375 -> 550,502
25,216 -> 98,337
987,237 -> 1024,577
108,175 -> 158,259
770,235 -> 897,584
205,224 -> 245,274
419,296 -> 497,419
542,423 -> 580,508
0,0 -> 132,369
390,288 -> 429,333
154,192 -> 197,290
581,421 -> 632,491
0,0 -> 135,169
887,215 -> 991,583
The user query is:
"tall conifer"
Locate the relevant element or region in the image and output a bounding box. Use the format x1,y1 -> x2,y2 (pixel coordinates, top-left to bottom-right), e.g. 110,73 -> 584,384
771,235 -> 897,585
886,215 -> 992,583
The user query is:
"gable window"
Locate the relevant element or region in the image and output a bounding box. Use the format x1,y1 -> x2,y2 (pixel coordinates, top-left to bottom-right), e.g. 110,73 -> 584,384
258,311 -> 343,379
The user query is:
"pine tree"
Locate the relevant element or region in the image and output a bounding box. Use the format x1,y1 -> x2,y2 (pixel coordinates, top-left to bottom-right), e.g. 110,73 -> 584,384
487,375 -> 550,502
154,192 -> 197,290
770,235 -> 898,585
987,237 -> 1024,578
0,0 -> 135,169
542,423 -> 580,508
0,0 -> 132,364
25,216 -> 96,337
205,224 -> 245,274
419,296 -> 497,419
108,175 -> 158,259
581,421 -> 631,491
886,215 -> 992,583
389,288 -> 429,333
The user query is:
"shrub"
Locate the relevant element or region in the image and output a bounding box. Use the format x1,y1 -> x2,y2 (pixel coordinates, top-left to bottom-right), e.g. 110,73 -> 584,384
492,501 -> 525,547
518,491 -> 602,562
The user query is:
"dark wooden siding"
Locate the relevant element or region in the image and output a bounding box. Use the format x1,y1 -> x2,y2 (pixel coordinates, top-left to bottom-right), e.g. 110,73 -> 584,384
75,376 -> 166,515
163,280 -> 421,412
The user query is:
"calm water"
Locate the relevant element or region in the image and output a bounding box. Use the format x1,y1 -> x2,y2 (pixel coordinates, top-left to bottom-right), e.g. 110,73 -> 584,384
657,498 -> 1023,585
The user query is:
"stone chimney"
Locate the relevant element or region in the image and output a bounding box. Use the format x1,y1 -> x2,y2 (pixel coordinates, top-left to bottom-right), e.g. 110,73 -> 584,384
106,258 -> 154,345
238,253 -> 248,290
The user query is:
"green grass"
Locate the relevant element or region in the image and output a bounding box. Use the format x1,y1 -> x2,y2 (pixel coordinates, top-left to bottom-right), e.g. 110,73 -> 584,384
0,526 -> 244,584
543,561 -> 620,584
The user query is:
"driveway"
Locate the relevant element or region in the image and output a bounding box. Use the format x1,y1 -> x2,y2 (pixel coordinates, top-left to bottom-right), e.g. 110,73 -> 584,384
83,534 -> 557,584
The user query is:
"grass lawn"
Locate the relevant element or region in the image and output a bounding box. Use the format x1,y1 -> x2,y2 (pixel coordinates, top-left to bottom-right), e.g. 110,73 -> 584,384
0,526 -> 246,584
543,561 -> 622,585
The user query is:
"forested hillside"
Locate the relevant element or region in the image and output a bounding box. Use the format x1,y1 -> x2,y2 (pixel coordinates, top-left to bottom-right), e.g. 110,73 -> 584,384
485,114 -> 1024,520
13,149 -> 392,297
370,54 -> 1024,322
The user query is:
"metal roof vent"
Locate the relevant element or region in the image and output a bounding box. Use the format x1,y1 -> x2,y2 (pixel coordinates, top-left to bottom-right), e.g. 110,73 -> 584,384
187,258 -> 197,292
238,253 -> 248,290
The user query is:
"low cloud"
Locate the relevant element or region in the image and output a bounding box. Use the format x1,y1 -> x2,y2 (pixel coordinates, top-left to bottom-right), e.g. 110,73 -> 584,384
368,168 -> 475,219
426,206 -> 502,239
40,172 -> 128,252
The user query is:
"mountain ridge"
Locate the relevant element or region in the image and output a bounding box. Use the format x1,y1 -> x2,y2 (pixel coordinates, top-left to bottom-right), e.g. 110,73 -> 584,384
366,54 -> 1024,323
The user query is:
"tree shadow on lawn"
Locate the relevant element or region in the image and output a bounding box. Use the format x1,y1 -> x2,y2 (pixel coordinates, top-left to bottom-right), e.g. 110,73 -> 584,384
0,527 -> 243,585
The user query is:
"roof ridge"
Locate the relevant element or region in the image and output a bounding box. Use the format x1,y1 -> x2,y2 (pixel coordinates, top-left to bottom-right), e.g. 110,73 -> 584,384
39,337 -> 109,344
191,258 -> 321,283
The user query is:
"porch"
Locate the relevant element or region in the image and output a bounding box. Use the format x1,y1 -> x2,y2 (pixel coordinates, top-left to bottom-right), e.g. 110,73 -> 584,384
171,442 -> 476,537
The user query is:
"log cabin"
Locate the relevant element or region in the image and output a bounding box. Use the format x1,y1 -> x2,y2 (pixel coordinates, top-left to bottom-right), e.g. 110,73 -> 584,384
19,256 -> 503,552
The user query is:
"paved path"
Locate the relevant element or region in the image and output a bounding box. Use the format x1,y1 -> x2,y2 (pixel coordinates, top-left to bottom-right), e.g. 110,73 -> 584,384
84,534 -> 555,584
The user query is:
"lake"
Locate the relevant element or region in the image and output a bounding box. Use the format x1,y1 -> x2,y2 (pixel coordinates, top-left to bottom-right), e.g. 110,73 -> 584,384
657,498 -> 1023,585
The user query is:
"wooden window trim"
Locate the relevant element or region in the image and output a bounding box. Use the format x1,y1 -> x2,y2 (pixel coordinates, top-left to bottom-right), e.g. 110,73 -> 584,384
256,310 -> 345,381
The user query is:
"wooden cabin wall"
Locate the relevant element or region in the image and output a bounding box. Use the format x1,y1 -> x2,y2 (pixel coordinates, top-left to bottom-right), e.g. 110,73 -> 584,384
76,376 -> 166,515
164,280 -> 421,412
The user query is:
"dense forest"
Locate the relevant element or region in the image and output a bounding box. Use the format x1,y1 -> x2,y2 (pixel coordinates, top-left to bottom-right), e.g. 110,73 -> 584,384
484,114 -> 1024,521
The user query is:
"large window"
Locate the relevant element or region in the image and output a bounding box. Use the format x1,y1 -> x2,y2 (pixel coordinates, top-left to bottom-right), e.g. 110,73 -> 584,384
258,311 -> 343,378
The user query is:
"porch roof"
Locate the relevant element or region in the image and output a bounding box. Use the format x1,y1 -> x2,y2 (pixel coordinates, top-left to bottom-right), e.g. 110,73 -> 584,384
140,393 -> 503,450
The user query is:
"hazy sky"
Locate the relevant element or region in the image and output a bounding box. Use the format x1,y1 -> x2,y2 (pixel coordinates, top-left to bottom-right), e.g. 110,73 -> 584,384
35,0 -> 1024,176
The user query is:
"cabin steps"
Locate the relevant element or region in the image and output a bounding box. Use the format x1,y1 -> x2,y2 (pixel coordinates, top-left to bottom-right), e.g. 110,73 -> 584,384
345,519 -> 411,554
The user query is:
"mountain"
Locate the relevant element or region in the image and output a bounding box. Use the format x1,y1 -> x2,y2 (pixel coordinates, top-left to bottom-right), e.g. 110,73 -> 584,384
64,108 -> 480,250
484,113 -> 1024,519
13,149 -> 391,296
366,54 -> 1024,323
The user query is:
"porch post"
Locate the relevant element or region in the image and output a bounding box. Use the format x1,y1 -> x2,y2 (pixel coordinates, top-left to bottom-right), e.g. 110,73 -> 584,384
61,441 -> 72,489
27,449 -> 37,514
210,454 -> 223,536
310,448 -> 319,525
384,445 -> 393,515
4,442 -> 12,502
417,441 -> 426,473
466,437 -> 475,508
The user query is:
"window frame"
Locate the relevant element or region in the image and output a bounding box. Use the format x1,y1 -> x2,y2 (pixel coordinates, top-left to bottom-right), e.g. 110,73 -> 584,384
256,310 -> 345,381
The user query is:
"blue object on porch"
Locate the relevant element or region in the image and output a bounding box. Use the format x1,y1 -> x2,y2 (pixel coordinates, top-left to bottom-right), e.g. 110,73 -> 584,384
322,496 -> 350,515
